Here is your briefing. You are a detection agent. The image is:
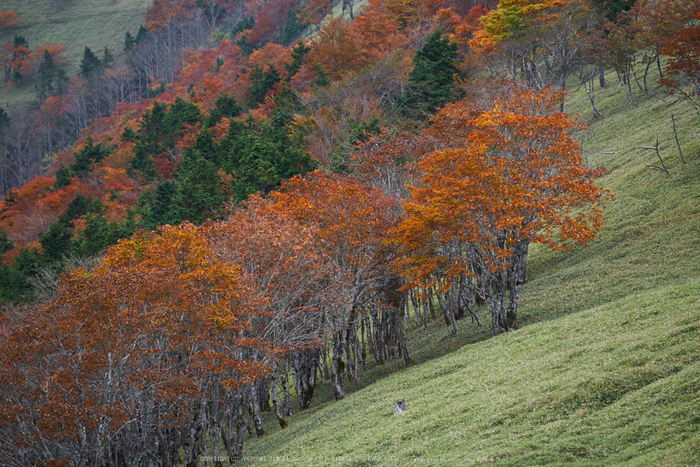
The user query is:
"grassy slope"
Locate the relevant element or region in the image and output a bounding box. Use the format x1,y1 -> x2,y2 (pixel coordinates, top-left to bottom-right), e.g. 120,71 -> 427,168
0,0 -> 151,108
236,73 -> 700,465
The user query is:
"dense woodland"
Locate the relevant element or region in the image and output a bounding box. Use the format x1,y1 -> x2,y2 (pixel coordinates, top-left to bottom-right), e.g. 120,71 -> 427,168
0,0 -> 699,464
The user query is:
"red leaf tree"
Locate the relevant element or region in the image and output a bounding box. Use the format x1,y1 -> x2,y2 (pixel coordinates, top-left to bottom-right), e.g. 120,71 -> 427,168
0,223 -> 280,465
660,9 -> 700,114
273,171 -> 407,399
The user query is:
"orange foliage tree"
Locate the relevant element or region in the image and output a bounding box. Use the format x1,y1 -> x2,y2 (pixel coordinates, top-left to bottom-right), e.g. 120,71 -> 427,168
0,222 -> 281,465
203,193 -> 328,412
0,11 -> 18,31
274,171 -> 407,399
470,0 -> 598,91
308,17 -> 367,81
660,9 -> 700,114
0,176 -> 70,246
393,85 -> 610,335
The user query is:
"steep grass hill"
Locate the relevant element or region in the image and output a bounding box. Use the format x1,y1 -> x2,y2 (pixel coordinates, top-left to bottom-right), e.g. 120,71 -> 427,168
235,71 -> 700,465
0,0 -> 151,107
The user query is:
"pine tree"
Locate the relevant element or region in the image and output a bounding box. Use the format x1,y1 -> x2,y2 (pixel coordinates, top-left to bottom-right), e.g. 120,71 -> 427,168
0,106 -> 9,131
284,40 -> 311,81
173,151 -> 224,225
205,94 -> 242,127
40,222 -> 72,261
80,46 -> 102,78
37,50 -> 56,100
124,31 -> 136,54
71,137 -> 111,176
135,26 -> 150,45
163,97 -> 201,134
102,47 -> 114,69
407,31 -> 459,113
0,230 -> 13,258
137,180 -> 179,229
248,65 -> 281,107
11,35 -> 29,84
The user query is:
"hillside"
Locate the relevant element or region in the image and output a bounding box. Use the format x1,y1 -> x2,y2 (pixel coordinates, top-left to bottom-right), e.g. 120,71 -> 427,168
1,1 -> 699,465
236,70 -> 700,465
0,0 -> 151,107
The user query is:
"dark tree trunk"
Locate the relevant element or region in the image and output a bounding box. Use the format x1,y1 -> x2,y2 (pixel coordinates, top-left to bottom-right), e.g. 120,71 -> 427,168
427,288 -> 437,320
360,315 -> 367,370
422,293 -> 430,329
250,385 -> 265,438
397,300 -> 411,364
233,394 -> 249,461
331,327 -> 347,400
290,348 -> 320,410
506,243 -> 528,332
370,307 -> 384,364
270,376 -> 288,428
320,345 -> 330,380
490,269 -> 508,335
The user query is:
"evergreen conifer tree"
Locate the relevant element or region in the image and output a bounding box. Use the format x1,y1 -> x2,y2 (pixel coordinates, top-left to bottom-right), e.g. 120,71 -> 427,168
80,46 -> 102,78
407,31 -> 459,113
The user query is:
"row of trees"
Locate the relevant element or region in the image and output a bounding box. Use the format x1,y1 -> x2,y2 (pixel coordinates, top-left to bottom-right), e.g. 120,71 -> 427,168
0,168 -> 406,464
470,0 -> 700,114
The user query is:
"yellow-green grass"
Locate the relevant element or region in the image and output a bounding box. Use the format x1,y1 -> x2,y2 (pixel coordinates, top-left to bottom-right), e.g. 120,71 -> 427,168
0,0 -> 151,108
231,71 -> 700,465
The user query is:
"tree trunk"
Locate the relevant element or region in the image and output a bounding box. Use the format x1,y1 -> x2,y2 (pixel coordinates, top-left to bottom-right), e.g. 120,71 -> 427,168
360,315 -> 367,370
427,288 -> 437,321
233,394 -> 249,461
397,300 -> 411,364
422,292 -> 430,330
506,244 -> 528,332
320,345 -> 330,380
490,270 -> 508,335
250,385 -> 265,437
587,76 -> 603,118
290,348 -> 319,410
270,376 -> 288,428
331,328 -> 347,400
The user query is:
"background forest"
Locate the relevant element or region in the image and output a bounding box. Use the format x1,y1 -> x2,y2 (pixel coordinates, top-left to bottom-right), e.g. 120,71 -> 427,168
0,0 -> 699,465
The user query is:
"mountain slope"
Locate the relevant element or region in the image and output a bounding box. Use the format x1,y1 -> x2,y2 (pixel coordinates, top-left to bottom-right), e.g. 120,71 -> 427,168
236,70 -> 700,466
0,0 -> 150,69
0,0 -> 151,107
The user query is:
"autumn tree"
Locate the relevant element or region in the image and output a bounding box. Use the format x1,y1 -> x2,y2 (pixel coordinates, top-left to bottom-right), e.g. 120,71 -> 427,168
275,171 -> 407,399
471,0 -> 599,92
203,193 -> 328,413
394,85 -> 609,335
301,0 -> 332,28
0,11 -> 18,31
0,223 -> 280,465
660,9 -> 700,114
308,17 -> 367,81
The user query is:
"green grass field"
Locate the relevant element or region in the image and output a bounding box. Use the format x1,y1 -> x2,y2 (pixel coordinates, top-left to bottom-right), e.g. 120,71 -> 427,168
233,71 -> 700,465
0,0 -> 151,108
